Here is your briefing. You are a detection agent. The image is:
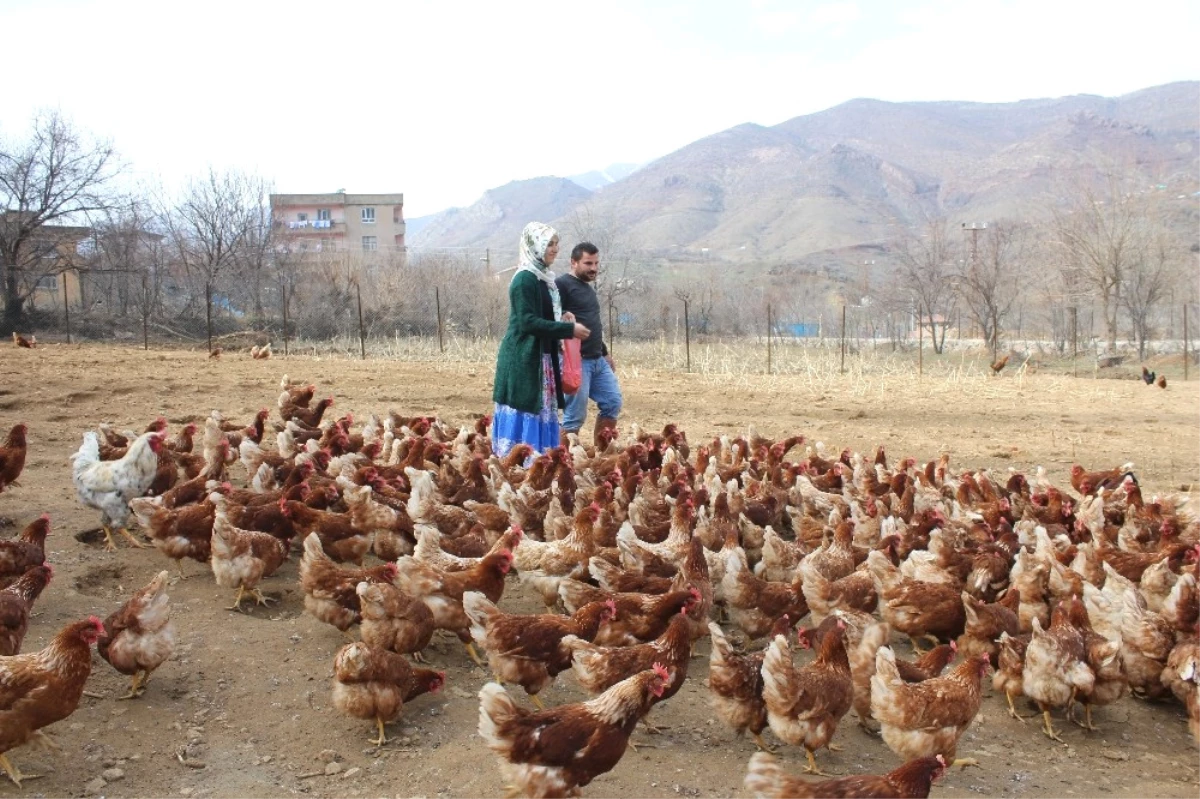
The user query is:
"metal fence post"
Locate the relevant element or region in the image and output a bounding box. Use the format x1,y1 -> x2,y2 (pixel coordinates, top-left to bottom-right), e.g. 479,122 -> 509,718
62,275 -> 71,344
435,287 -> 445,354
683,298 -> 690,372
356,281 -> 366,360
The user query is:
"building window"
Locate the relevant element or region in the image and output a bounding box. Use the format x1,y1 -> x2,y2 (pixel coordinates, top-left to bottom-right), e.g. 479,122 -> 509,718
362,235 -> 377,252
297,212 -> 308,222
317,208 -> 330,221
361,207 -> 376,224
37,275 -> 58,290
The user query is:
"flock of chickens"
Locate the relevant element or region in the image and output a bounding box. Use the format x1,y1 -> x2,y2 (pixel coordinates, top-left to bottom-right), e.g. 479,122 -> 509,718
0,373 -> 1198,798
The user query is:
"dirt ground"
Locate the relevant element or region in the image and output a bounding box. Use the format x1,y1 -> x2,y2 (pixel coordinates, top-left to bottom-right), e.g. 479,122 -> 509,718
1,343 -> 1197,799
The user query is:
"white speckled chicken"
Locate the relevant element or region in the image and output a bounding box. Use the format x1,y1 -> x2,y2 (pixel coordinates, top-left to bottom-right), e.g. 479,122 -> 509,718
72,430 -> 163,551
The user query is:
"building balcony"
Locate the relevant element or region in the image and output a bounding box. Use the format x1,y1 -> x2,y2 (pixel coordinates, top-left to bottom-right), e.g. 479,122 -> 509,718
277,220 -> 346,234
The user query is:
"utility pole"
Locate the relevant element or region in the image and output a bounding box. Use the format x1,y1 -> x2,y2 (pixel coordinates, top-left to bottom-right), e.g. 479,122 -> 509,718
962,222 -> 988,353
962,222 -> 986,262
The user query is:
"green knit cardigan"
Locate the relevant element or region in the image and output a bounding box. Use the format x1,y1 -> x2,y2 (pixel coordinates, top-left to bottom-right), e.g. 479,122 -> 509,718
492,270 -> 575,414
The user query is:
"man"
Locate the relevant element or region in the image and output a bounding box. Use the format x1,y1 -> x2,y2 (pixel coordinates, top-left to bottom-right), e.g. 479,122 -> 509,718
555,242 -> 622,446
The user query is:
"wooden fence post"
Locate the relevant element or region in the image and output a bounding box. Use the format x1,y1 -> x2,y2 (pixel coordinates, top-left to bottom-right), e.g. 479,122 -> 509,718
281,283 -> 290,358
683,298 -> 691,372
1185,304 -> 1190,381
767,303 -> 773,375
356,281 -> 366,360
1071,306 -> 1078,378
62,275 -> 71,344
840,304 -> 847,374
608,299 -> 615,360
205,281 -> 213,355
918,305 -> 924,377
142,272 -> 149,350
435,287 -> 445,354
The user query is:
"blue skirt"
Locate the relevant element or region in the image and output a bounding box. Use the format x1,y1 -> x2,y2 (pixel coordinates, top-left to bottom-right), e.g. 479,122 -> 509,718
493,354 -> 559,466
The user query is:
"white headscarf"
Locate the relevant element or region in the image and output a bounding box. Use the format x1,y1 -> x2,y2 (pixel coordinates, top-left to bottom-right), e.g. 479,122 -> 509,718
514,221 -> 562,321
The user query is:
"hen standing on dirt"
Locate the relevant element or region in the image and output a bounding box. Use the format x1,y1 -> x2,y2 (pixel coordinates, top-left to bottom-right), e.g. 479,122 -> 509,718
97,570 -> 177,699
0,617 -> 105,787
0,423 -> 29,495
71,430 -> 163,551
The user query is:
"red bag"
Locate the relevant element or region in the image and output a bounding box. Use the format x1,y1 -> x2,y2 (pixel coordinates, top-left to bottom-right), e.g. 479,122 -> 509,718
561,338 -> 582,395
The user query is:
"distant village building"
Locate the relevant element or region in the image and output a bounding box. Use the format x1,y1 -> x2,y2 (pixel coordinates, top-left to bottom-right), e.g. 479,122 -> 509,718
269,192 -> 406,255
1,211 -> 91,311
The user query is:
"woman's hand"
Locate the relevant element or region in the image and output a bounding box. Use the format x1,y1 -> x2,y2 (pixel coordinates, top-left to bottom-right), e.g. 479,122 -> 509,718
573,323 -> 591,340
562,312 -> 576,323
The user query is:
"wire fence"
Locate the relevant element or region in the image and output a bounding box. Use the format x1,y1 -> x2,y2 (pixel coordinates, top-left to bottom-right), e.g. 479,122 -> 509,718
16,245 -> 1197,380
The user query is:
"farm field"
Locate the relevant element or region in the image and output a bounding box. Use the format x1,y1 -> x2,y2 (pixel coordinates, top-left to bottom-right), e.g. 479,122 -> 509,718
0,343 -> 1197,799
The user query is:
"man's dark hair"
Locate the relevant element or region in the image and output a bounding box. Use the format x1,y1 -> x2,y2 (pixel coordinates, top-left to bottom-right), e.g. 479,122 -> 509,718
571,241 -> 599,262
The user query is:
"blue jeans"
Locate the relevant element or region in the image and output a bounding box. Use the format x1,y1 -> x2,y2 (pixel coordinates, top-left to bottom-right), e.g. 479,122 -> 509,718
563,357 -> 623,431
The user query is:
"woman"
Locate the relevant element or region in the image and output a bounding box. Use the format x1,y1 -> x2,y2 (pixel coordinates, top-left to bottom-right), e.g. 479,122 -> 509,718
492,222 -> 590,462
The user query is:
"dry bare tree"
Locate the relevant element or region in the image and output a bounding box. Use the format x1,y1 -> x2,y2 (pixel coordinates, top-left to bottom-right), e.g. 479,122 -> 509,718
1123,229 -> 1178,359
163,168 -> 271,351
1049,171 -> 1157,353
0,111 -> 124,331
894,217 -> 959,354
564,204 -> 644,352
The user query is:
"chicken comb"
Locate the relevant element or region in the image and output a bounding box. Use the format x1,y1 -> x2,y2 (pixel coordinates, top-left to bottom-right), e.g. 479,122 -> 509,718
604,598 -> 617,617
949,639 -> 958,653
651,662 -> 669,682
39,512 -> 51,522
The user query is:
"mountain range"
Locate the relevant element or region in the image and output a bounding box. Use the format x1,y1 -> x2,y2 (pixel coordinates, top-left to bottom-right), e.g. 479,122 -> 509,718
407,82 -> 1199,263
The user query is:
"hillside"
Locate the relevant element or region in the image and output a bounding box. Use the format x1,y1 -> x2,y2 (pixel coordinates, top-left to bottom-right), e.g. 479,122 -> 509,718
409,82 -> 1199,261
407,176 -> 591,251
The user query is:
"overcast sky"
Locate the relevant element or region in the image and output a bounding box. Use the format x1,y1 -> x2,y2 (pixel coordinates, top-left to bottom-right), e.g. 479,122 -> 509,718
2,0 -> 1196,217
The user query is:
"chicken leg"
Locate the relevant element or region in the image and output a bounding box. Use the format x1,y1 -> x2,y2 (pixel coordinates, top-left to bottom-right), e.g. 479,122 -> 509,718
752,732 -> 776,753
370,716 -> 389,746
803,747 -> 835,777
228,585 -> 247,611
465,642 -> 484,666
0,753 -> 38,787
119,669 -> 146,700
1039,706 -> 1066,743
117,527 -> 147,548
530,694 -> 546,711
1005,689 -> 1031,721
1071,703 -> 1101,732
251,588 -> 276,606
